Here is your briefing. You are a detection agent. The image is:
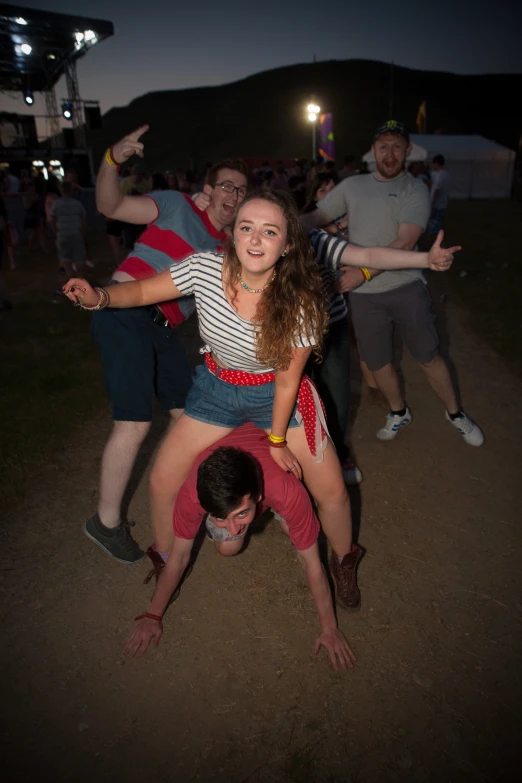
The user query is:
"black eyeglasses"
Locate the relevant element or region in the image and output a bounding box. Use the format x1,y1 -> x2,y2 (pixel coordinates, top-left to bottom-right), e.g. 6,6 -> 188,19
214,181 -> 247,198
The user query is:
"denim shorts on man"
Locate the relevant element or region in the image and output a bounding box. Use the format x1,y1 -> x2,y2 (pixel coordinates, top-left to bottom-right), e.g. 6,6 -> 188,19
349,280 -> 439,371
184,364 -> 300,430
92,306 -> 193,421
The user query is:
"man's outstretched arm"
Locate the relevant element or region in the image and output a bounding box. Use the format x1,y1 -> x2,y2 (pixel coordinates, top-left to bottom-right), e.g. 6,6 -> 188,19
124,535 -> 193,658
297,544 -> 356,671
96,125 -> 158,224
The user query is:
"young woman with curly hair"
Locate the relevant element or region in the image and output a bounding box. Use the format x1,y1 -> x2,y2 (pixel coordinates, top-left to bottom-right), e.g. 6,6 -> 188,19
64,188 -> 458,609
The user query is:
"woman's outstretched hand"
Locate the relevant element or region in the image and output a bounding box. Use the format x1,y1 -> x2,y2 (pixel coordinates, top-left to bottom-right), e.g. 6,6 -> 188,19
427,230 -> 461,271
270,444 -> 303,480
62,278 -> 98,307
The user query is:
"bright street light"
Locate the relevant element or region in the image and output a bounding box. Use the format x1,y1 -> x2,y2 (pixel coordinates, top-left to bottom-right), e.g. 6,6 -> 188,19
306,102 -> 321,159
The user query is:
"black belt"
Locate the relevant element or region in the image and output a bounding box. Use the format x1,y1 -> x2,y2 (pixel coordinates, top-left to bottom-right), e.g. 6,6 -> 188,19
145,304 -> 170,327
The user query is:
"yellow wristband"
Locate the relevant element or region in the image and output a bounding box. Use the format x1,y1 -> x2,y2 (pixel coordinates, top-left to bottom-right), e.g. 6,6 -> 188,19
268,433 -> 286,443
105,147 -> 118,168
360,267 -> 371,282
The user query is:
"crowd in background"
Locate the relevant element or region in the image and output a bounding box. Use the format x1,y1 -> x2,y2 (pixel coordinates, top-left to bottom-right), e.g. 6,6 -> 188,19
0,151 -> 447,312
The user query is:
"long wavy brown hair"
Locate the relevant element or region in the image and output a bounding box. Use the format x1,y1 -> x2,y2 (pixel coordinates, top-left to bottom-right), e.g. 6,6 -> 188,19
224,188 -> 328,370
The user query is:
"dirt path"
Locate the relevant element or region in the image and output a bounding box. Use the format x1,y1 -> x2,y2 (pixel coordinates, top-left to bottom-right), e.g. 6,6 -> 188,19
2,291 -> 522,783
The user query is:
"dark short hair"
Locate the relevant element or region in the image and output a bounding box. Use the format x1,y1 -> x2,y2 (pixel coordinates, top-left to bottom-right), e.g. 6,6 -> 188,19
206,158 -> 248,187
196,447 -> 262,519
433,154 -> 445,166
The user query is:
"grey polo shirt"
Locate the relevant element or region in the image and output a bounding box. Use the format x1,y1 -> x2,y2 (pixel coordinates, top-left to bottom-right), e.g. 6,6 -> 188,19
316,171 -> 431,294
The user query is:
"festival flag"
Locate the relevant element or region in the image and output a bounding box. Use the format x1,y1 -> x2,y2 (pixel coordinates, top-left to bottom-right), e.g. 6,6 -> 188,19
319,113 -> 335,161
416,100 -> 427,134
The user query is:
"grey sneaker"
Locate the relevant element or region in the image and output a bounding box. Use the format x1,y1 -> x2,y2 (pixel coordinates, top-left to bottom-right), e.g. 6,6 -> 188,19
84,513 -> 145,564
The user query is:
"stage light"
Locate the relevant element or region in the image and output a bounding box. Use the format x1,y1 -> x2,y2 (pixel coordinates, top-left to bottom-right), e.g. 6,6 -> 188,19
24,90 -> 34,105
32,160 -> 44,167
62,102 -> 73,120
84,30 -> 97,42
20,43 -> 32,55
308,112 -> 317,122
50,160 -> 62,167
47,53 -> 56,60
16,17 -> 28,25
75,32 -> 84,42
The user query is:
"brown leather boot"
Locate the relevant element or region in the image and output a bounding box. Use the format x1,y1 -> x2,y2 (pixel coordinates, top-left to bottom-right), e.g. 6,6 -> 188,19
329,545 -> 364,610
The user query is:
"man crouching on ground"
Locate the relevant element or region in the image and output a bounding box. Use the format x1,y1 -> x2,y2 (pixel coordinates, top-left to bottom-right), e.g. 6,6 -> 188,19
125,424 -> 358,671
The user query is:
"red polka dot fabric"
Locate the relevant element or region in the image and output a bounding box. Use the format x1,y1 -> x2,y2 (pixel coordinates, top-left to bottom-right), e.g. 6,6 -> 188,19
204,354 -> 328,459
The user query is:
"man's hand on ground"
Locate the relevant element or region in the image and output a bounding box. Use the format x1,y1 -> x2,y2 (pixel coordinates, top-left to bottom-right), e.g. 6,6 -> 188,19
314,627 -> 356,671
124,617 -> 163,658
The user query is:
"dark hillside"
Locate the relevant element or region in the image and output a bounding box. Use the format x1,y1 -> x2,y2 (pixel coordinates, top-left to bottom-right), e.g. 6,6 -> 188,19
86,59 -> 522,169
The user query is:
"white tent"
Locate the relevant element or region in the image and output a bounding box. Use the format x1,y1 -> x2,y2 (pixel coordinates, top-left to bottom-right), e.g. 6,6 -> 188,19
362,135 -> 515,199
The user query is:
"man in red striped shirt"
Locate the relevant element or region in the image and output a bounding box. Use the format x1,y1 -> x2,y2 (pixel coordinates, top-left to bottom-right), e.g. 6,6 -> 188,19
125,423 -> 357,672
84,126 -> 248,565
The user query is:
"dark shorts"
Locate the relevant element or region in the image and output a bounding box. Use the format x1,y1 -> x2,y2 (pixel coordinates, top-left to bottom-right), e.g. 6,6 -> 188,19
349,280 -> 439,371
184,364 -> 300,430
92,306 -> 193,421
57,234 -> 86,264
106,220 -> 124,237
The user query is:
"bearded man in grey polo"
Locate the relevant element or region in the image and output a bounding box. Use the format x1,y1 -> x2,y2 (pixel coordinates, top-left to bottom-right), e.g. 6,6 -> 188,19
302,121 -> 483,447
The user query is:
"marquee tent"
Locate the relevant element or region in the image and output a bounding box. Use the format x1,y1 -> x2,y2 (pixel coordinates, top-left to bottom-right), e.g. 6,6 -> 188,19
362,135 -> 515,199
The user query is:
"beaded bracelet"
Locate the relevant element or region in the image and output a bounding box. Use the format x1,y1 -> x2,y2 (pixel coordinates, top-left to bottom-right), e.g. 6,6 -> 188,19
77,286 -> 110,311
268,440 -> 287,449
360,267 -> 371,282
105,146 -> 120,171
135,612 -> 163,622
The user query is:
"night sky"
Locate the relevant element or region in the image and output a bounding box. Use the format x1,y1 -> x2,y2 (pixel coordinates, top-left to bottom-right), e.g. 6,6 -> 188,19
1,0 -> 521,135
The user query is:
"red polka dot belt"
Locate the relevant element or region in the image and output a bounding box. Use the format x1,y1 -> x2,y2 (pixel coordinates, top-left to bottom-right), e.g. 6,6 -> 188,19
204,353 -> 329,461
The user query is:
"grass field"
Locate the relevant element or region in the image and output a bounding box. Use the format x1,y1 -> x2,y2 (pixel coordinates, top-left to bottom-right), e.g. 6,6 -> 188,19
1,199 -> 521,510
1,242 -> 108,510
442,198 -> 522,375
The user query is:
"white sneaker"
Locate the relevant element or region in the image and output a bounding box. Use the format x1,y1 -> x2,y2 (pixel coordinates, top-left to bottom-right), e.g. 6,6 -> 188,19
445,411 -> 484,446
376,408 -> 412,441
341,459 -> 363,485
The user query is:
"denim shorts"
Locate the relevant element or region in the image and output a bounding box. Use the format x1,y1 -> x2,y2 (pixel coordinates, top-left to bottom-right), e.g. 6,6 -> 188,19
184,363 -> 300,430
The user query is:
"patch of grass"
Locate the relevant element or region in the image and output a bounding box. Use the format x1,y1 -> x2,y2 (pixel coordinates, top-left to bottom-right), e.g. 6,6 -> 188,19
438,199 -> 522,376
0,268 -> 107,510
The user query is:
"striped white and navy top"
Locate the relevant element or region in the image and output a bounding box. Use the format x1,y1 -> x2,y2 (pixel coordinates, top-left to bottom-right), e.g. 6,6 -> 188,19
309,229 -> 349,326
170,252 -> 315,373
